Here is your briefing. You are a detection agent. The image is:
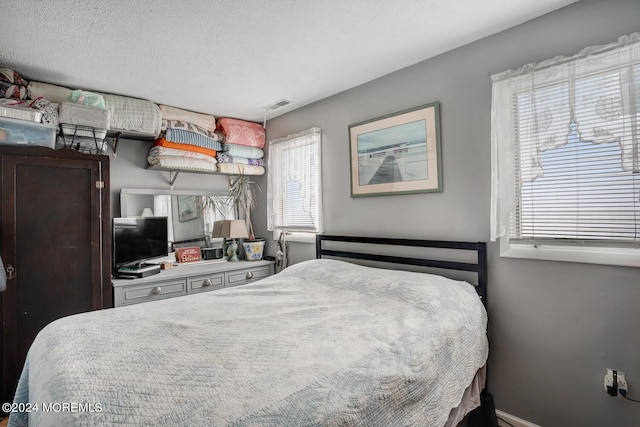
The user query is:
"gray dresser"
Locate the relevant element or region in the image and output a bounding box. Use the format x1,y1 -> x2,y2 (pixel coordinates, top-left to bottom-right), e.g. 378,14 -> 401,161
112,260 -> 274,307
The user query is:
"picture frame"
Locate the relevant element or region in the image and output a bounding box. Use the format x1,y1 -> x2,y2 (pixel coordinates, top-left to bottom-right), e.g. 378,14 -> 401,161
349,102 -> 442,197
177,195 -> 199,222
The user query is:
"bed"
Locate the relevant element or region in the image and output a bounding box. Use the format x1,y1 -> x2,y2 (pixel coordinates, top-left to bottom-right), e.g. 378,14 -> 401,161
8,235 -> 493,427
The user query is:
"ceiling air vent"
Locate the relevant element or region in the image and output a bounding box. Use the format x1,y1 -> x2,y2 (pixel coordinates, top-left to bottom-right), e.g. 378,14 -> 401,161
264,99 -> 294,111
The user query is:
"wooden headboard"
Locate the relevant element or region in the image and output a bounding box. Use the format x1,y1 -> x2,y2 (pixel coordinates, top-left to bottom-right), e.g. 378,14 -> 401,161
315,234 -> 488,307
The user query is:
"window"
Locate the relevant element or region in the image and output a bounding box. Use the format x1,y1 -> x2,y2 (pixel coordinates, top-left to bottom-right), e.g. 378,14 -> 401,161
491,33 -> 640,266
267,127 -> 322,242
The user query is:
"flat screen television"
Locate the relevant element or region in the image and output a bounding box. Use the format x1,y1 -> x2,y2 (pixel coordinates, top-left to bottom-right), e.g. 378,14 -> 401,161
112,217 -> 168,271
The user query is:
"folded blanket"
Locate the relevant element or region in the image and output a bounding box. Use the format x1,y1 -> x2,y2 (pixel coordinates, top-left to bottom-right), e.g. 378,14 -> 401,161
148,145 -> 217,162
162,119 -> 224,141
147,155 -> 218,173
217,163 -> 265,175
222,143 -> 264,159
98,92 -> 162,137
29,98 -> 59,126
165,127 -> 223,151
27,81 -> 72,104
0,82 -> 26,100
217,117 -> 265,149
155,138 -> 217,158
216,153 -> 264,166
0,68 -> 28,100
0,68 -> 28,86
159,105 -> 217,134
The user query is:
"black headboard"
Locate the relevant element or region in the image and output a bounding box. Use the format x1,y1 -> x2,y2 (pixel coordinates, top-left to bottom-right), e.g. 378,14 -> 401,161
315,234 -> 488,307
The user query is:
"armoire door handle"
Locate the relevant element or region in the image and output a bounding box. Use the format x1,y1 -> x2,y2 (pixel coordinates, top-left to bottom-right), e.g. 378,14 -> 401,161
6,265 -> 15,280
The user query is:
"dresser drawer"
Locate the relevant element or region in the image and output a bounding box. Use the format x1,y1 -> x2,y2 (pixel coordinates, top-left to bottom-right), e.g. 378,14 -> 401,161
112,260 -> 275,307
225,265 -> 271,288
188,273 -> 224,294
121,279 -> 187,306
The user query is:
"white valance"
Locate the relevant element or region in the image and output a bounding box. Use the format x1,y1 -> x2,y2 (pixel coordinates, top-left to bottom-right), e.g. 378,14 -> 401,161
492,33 -> 639,183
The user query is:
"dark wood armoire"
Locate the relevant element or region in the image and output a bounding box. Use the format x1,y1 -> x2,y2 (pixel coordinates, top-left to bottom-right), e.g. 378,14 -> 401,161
0,146 -> 112,404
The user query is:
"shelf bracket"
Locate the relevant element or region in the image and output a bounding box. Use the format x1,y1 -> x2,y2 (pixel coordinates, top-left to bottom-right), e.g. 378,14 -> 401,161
107,132 -> 122,158
169,170 -> 180,188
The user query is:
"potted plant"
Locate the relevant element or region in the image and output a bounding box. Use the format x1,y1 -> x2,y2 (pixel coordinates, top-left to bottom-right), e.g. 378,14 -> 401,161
228,174 -> 265,260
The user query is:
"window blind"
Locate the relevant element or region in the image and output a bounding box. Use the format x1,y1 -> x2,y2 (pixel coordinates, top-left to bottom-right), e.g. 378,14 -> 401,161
491,33 -> 640,249
267,127 -> 322,233
514,122 -> 640,246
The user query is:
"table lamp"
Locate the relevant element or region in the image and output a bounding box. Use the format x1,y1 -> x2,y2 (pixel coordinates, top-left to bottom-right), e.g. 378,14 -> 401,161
140,208 -> 154,217
213,220 -> 248,262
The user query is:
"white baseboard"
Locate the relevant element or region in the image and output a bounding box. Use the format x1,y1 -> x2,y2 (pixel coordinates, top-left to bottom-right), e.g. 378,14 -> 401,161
496,409 -> 541,427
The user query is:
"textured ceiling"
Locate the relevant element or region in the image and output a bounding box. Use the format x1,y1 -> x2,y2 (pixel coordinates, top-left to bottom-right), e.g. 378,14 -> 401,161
1,0 -> 578,123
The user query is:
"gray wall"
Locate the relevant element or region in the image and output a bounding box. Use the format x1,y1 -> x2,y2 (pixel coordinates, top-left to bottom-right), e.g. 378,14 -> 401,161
253,0 -> 640,425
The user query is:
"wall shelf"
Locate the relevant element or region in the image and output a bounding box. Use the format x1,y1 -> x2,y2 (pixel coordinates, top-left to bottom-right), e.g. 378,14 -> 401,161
146,166 -> 227,187
107,129 -> 157,157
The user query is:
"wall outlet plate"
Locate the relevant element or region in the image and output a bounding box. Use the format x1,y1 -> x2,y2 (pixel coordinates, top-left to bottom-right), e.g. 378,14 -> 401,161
604,368 -> 614,390
604,368 -> 617,396
618,371 -> 628,394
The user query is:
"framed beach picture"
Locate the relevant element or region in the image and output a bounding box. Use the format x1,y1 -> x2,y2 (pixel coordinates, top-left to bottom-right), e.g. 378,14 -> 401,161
349,102 -> 442,197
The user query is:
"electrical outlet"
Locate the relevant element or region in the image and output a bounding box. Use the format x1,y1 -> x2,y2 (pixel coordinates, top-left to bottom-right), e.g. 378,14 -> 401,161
618,371 -> 628,395
604,368 -> 617,396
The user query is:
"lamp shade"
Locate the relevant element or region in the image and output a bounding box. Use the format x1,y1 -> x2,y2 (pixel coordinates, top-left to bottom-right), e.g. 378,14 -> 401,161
213,220 -> 248,240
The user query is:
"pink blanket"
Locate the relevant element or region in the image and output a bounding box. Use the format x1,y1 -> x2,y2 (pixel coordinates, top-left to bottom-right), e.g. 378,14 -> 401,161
217,118 -> 265,149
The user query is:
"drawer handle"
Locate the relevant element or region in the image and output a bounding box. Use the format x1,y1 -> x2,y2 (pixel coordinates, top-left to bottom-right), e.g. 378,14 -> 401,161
202,279 -> 212,287
245,272 -> 254,279
151,286 -> 162,295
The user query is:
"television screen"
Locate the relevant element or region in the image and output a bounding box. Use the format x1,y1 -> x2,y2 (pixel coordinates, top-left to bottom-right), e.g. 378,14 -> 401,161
113,217 -> 168,270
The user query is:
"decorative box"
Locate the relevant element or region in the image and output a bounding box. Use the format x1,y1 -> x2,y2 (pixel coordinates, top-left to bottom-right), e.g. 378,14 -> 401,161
58,102 -> 111,139
175,247 -> 202,263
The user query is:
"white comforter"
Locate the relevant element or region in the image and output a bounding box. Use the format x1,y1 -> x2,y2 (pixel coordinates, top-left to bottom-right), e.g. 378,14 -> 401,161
9,259 -> 488,427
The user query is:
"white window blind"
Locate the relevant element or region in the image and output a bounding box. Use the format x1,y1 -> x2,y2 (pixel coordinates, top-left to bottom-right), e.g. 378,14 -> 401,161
267,127 -> 323,233
491,33 -> 640,260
